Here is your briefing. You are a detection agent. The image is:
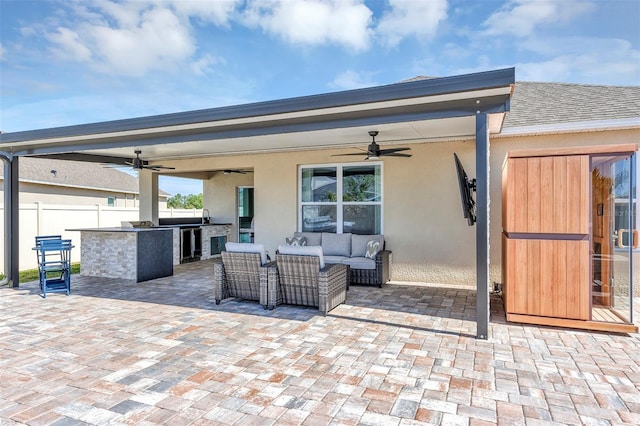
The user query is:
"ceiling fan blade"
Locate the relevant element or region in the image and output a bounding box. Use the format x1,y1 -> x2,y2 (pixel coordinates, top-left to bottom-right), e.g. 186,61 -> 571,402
382,152 -> 412,157
223,169 -> 251,174
379,147 -> 411,155
150,165 -> 175,170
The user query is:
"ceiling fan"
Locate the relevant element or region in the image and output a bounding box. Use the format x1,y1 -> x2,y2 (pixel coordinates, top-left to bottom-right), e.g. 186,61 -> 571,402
223,169 -> 253,175
334,131 -> 412,160
126,150 -> 175,171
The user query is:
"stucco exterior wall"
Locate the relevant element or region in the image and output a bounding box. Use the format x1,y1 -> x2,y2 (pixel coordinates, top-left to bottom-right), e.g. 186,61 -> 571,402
160,128 -> 639,288
172,143 -> 480,285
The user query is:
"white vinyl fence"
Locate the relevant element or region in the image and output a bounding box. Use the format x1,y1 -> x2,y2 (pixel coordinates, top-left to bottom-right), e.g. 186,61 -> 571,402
0,202 -> 203,272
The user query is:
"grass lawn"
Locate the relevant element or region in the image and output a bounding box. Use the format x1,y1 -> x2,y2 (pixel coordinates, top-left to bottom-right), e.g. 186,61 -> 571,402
1,263 -> 81,284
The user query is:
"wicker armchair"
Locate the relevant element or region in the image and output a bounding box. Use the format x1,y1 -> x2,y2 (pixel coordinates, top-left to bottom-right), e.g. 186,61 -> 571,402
212,246 -> 280,309
274,246 -> 348,315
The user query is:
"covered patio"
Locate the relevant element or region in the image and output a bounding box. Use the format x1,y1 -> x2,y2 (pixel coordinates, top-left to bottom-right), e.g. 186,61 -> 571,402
1,68 -> 517,339
1,263 -> 639,424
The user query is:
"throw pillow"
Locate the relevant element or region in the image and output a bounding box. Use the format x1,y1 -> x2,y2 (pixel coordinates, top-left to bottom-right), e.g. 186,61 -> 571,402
285,236 -> 307,246
365,240 -> 380,259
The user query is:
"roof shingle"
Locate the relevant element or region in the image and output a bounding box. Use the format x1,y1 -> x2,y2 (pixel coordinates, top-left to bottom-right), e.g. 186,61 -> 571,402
0,157 -> 140,194
503,81 -> 640,128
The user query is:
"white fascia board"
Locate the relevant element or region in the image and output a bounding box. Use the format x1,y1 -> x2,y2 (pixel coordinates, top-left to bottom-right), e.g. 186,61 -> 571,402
497,117 -> 640,137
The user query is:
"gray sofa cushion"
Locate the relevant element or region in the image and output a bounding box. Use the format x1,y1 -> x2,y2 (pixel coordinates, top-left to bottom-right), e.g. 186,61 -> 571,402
351,234 -> 384,257
294,231 -> 322,246
324,255 -> 349,265
343,257 -> 376,270
321,232 -> 351,257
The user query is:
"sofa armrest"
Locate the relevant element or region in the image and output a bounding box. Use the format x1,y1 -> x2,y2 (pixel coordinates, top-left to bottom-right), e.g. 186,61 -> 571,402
318,263 -> 348,315
261,262 -> 281,310
375,250 -> 391,285
212,261 -> 227,304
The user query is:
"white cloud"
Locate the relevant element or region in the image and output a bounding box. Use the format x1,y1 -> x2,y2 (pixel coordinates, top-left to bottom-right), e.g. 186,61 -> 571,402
170,0 -> 239,26
376,0 -> 447,47
242,0 -> 373,51
47,27 -> 93,62
329,70 -> 377,90
449,35 -> 640,86
44,0 -> 239,77
518,52 -> 639,85
0,43 -> 5,61
483,0 -> 594,37
89,7 -> 195,76
191,53 -> 224,76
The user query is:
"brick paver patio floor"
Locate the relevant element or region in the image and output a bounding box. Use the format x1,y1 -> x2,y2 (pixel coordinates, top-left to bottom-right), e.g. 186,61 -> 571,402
1,259 -> 639,425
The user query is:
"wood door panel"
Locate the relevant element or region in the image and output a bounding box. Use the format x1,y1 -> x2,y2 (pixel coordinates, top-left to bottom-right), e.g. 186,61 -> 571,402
503,155 -> 589,234
504,238 -> 589,320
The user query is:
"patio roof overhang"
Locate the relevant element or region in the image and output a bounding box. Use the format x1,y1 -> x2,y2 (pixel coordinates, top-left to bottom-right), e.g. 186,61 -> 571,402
0,67 -> 516,340
1,68 -> 514,166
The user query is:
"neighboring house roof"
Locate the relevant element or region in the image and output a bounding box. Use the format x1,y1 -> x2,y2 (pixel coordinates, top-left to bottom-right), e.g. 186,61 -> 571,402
0,157 -> 168,196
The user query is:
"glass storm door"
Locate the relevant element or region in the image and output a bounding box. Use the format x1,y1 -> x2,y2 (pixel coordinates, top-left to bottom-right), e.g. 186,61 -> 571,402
591,154 -> 635,323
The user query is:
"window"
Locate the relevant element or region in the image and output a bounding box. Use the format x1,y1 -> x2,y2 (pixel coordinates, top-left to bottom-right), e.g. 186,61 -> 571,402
299,163 -> 382,234
107,197 -> 115,207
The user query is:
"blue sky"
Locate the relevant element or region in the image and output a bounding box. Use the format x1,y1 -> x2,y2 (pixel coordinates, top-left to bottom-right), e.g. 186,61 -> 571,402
1,0 -> 639,195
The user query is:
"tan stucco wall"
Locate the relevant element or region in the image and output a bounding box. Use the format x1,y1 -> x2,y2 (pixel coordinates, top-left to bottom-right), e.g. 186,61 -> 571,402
159,128 -> 639,288
167,143 -> 480,284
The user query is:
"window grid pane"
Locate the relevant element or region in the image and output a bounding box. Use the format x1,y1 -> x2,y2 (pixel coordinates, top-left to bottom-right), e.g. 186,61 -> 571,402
301,167 -> 337,202
300,163 -> 382,234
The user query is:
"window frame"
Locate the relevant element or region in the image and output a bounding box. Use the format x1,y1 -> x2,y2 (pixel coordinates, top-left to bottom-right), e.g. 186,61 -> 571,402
298,161 -> 383,234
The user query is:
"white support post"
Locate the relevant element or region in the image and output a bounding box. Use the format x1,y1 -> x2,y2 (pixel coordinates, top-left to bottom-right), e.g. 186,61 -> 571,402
139,170 -> 159,224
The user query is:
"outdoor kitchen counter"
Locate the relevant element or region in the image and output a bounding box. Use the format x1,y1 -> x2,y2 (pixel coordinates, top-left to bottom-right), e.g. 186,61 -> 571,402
67,227 -> 174,282
157,223 -> 232,265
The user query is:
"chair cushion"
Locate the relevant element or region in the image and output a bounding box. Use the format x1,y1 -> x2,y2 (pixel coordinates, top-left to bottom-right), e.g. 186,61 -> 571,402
321,232 -> 351,257
285,236 -> 307,246
294,232 -> 322,246
225,242 -> 268,265
324,255 -> 349,265
351,234 -> 384,257
365,240 -> 381,259
277,244 -> 325,269
343,257 -> 376,270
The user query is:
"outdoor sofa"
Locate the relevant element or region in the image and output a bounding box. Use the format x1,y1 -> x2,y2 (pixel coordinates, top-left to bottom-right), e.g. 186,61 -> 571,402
287,232 -> 391,287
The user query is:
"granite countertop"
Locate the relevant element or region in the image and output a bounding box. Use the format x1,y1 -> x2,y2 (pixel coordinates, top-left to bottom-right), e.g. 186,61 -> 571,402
67,223 -> 232,232
66,227 -> 175,232
157,223 -> 232,228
